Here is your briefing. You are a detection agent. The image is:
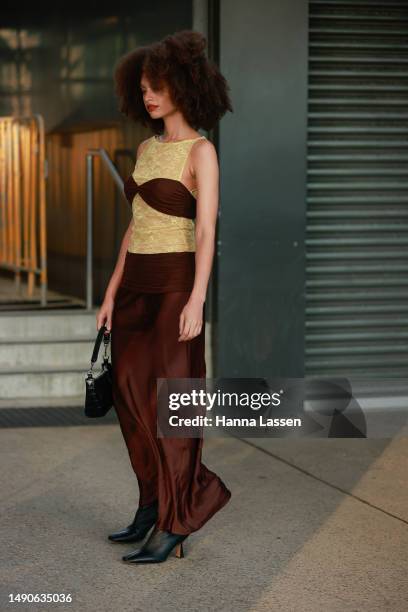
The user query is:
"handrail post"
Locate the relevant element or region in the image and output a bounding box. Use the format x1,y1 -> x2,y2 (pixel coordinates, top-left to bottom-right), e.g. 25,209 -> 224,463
85,148 -> 128,311
86,153 -> 94,310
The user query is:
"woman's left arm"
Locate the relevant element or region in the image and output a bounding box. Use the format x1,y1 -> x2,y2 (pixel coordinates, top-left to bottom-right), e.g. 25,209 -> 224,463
178,139 -> 219,342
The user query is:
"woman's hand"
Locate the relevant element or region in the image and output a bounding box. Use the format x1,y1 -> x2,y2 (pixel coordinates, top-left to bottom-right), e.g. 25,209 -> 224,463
179,296 -> 204,341
96,296 -> 115,332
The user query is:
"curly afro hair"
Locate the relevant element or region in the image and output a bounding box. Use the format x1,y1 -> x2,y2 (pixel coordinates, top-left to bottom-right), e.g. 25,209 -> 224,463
113,29 -> 233,133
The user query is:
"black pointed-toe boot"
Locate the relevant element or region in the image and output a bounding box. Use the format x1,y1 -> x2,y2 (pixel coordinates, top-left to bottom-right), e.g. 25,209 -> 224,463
108,500 -> 158,543
122,526 -> 188,563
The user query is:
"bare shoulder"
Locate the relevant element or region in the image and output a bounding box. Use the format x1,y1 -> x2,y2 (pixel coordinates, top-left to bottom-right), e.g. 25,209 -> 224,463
191,137 -> 218,163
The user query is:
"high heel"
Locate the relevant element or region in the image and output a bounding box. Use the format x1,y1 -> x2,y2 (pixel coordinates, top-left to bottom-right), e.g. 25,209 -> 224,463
108,500 -> 158,543
122,526 -> 188,564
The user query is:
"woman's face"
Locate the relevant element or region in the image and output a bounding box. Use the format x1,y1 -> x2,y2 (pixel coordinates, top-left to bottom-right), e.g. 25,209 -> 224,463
140,73 -> 176,119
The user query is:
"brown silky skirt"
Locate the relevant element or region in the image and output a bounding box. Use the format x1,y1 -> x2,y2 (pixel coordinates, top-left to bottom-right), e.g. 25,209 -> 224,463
110,251 -> 231,535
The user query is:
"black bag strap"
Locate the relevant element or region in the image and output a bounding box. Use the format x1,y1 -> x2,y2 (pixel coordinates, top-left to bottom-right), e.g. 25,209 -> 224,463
91,325 -> 111,365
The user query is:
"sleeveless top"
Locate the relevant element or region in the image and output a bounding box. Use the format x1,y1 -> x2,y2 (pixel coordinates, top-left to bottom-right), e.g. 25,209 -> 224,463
120,134 -> 207,293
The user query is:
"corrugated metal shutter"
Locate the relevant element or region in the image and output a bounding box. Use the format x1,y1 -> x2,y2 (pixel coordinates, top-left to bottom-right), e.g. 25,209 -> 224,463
305,0 -> 408,378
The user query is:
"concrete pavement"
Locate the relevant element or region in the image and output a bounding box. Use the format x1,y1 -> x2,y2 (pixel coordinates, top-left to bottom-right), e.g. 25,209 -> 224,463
1,422 -> 407,612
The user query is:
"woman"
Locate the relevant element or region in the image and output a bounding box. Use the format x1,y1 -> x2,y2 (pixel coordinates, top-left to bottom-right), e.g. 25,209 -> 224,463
96,30 -> 233,564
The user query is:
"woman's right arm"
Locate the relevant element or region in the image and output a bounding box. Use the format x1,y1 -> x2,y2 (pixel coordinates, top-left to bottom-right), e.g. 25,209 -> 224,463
96,137 -> 150,331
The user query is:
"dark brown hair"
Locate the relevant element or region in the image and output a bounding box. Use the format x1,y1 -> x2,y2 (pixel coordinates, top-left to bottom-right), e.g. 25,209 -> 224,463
113,30 -> 233,133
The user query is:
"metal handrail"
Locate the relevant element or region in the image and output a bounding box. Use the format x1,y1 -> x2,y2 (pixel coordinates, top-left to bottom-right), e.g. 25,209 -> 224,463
86,148 -> 128,310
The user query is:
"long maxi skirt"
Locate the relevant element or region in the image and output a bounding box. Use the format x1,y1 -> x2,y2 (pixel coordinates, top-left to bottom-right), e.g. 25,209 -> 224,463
110,251 -> 231,536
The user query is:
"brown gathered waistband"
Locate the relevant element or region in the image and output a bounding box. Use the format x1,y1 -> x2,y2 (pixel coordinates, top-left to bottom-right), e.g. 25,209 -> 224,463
120,250 -> 196,293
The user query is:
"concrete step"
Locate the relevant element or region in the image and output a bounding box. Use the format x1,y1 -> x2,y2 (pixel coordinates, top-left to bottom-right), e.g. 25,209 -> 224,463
0,363 -> 93,398
0,335 -> 98,367
0,309 -> 108,402
0,309 -> 99,340
0,395 -> 85,409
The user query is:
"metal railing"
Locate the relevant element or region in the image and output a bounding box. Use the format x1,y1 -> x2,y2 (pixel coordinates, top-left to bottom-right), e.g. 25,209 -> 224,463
0,114 -> 47,305
85,148 -> 128,310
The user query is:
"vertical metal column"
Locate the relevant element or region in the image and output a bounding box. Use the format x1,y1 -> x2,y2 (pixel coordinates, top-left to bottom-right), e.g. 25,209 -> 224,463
86,154 -> 94,310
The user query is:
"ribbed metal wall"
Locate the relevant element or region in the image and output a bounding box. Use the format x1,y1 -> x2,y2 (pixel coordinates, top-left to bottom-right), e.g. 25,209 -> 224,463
306,0 -> 408,378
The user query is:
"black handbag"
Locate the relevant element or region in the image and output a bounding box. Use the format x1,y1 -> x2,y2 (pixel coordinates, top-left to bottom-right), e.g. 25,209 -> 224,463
85,325 -> 113,418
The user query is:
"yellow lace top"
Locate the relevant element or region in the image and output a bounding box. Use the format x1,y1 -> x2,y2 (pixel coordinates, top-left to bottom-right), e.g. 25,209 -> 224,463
128,135 -> 206,254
